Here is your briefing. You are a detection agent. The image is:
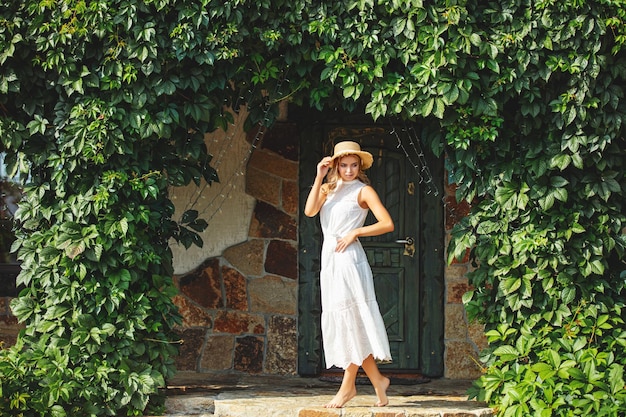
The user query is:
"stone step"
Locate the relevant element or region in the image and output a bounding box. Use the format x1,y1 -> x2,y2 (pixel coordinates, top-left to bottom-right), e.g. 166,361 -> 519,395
164,394 -> 493,416
159,373 -> 493,417
165,397 -> 493,417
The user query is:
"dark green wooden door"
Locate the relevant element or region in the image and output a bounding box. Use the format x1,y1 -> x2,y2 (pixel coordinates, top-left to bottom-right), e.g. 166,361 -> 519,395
356,136 -> 421,369
298,124 -> 444,377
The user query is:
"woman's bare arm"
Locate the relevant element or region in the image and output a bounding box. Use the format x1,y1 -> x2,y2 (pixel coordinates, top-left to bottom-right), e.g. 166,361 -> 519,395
304,156 -> 332,217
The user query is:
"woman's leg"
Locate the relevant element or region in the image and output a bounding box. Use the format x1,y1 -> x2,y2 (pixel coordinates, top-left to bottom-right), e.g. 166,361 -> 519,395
361,354 -> 390,407
324,363 -> 359,408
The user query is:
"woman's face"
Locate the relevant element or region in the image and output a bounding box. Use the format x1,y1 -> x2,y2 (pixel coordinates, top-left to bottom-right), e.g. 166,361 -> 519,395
336,155 -> 361,181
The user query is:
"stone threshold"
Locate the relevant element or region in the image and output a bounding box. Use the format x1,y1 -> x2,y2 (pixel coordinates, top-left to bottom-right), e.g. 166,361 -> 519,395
157,372 -> 493,417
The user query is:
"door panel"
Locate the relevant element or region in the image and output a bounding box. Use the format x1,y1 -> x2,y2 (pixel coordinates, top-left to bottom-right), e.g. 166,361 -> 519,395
372,267 -> 403,342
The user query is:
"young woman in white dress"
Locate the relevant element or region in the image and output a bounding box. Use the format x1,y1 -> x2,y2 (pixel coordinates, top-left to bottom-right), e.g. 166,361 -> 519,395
304,141 -> 394,408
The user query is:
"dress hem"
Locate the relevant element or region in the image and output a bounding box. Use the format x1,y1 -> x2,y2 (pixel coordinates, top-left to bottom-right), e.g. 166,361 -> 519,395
325,354 -> 393,370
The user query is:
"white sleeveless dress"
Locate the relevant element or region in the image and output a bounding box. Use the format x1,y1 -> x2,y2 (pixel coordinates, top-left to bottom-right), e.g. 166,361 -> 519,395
319,179 -> 392,369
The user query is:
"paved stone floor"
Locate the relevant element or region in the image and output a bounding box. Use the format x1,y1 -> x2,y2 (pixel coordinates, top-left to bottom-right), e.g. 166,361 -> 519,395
159,372 -> 494,417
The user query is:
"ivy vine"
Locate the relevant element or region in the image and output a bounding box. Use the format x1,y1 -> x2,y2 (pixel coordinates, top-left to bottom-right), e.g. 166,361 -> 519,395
0,0 -> 625,416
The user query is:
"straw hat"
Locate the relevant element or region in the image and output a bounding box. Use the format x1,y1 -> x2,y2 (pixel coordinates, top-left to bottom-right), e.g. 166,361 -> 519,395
330,141 -> 374,169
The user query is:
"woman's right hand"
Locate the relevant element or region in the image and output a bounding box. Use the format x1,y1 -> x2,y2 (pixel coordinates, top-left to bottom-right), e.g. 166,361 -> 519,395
317,156 -> 332,178
304,157 -> 332,217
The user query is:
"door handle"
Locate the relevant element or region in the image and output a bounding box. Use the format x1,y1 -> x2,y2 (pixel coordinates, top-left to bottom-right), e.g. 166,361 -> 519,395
395,237 -> 414,245
395,237 -> 415,257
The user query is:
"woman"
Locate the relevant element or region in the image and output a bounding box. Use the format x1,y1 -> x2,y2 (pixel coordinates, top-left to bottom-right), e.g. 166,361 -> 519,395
304,141 -> 394,408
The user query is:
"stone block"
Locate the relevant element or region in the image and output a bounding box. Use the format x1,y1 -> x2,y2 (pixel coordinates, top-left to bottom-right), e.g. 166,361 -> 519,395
282,179 -> 299,216
405,411 -> 440,417
249,201 -> 297,240
445,195 -> 471,231
444,341 -> 483,380
371,410 -> 405,417
178,259 -> 223,309
172,295 -> 212,328
213,311 -> 265,335
261,123 -> 299,161
266,315 -> 297,375
444,173 -> 458,196
445,264 -> 469,281
445,304 -> 468,341
468,321 -> 488,352
447,281 -> 472,304
0,297 -> 9,315
222,265 -> 248,310
223,239 -> 265,276
265,240 -> 298,280
234,335 -> 264,373
298,409 -> 342,417
0,314 -> 22,348
249,275 -> 297,315
248,149 -> 298,180
165,395 -> 215,416
246,166 -> 281,206
2,309 -> 15,322
174,328 -> 206,371
200,335 -> 234,371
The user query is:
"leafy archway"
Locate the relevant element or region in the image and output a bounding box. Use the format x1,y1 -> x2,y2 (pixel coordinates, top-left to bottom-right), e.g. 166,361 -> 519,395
0,1 -> 625,415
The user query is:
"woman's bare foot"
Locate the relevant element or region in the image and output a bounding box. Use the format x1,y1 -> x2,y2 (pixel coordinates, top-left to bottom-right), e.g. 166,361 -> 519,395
373,376 -> 390,407
324,387 -> 357,408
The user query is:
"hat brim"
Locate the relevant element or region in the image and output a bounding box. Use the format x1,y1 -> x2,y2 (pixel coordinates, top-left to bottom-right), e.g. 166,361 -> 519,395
331,150 -> 373,170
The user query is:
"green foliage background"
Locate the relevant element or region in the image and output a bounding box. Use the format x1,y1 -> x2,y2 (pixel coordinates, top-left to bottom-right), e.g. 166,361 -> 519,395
0,0 -> 625,416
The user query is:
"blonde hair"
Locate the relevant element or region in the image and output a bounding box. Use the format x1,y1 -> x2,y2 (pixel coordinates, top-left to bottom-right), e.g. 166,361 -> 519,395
323,154 -> 370,194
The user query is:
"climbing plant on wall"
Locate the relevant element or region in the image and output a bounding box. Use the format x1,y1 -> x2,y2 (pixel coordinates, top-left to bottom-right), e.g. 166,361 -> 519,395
444,2 -> 626,416
0,0 -> 625,415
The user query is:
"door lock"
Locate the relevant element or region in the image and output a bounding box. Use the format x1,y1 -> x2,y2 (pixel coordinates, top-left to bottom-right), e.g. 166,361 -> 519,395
395,237 -> 415,257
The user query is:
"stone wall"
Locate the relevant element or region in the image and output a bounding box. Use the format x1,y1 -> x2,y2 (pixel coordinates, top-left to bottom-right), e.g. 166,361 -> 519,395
442,178 -> 487,379
172,123 -> 300,375
0,295 -> 21,348
0,266 -> 22,348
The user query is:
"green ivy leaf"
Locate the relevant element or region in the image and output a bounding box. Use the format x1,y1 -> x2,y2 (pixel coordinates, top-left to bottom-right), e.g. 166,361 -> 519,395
493,345 -> 519,362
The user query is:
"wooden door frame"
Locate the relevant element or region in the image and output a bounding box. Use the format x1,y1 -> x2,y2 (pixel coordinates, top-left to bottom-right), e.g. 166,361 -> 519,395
296,117 -> 445,377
